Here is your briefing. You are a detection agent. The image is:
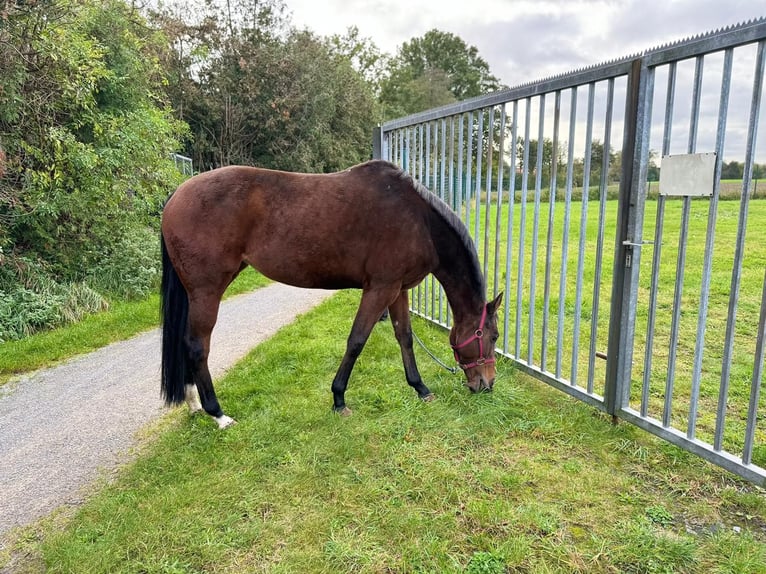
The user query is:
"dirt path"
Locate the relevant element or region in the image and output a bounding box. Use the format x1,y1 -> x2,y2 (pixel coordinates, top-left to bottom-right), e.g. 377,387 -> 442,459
0,284 -> 334,539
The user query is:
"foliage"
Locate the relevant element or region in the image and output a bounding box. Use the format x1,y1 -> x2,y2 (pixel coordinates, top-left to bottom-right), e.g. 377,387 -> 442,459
722,160 -> 766,180
152,0 -> 380,172
0,256 -> 107,342
84,224 -> 160,299
327,26 -> 390,97
379,29 -> 504,120
0,0 -> 187,337
0,0 -> 186,271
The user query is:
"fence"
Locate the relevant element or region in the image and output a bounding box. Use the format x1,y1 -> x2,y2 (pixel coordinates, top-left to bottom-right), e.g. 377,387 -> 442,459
171,153 -> 194,178
374,18 -> 766,486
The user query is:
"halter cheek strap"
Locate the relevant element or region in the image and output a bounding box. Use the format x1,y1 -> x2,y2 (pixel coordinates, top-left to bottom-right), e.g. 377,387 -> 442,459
451,305 -> 496,371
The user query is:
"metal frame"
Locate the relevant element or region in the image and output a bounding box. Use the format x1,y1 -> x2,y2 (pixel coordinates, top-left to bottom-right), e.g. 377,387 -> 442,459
375,18 -> 766,486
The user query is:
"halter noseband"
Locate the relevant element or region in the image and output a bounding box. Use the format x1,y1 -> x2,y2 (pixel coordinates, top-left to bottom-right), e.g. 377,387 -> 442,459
451,305 -> 495,371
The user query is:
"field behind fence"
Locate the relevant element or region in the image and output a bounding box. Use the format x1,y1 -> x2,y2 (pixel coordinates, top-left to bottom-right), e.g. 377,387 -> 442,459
413,193 -> 766,470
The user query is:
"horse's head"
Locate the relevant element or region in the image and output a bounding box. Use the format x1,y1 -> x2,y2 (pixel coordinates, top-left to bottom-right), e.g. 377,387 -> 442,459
450,292 -> 503,393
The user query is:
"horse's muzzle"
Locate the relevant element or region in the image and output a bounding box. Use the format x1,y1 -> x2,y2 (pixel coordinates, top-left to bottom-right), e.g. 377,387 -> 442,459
466,375 -> 495,393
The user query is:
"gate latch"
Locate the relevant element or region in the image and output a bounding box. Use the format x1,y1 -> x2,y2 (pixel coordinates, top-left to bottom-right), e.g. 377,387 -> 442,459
622,240 -> 655,268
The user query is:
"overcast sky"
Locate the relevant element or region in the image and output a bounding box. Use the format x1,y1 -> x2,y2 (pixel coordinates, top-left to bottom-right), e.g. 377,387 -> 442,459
285,0 -> 763,89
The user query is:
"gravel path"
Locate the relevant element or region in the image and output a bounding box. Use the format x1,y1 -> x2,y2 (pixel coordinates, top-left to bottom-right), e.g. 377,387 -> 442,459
0,284 -> 335,539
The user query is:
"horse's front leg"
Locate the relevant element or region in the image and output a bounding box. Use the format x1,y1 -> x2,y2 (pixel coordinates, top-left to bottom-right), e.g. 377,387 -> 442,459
388,290 -> 434,401
332,287 -> 399,416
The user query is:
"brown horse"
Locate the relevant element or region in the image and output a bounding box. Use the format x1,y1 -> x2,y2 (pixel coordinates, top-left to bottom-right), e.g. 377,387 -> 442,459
160,160 -> 503,428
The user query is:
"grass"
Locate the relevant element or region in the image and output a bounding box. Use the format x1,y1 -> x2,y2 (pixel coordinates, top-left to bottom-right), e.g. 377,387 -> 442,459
5,290 -> 765,573
421,195 -> 766,467
0,267 -> 268,385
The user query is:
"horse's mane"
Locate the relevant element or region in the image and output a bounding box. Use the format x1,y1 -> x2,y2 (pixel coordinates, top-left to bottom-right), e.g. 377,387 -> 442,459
376,161 -> 486,296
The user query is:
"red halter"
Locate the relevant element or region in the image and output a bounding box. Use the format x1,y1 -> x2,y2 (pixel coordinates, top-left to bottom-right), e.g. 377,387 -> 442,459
451,304 -> 495,371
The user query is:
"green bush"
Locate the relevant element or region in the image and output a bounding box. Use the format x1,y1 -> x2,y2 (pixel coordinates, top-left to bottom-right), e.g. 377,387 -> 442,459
85,225 -> 160,299
0,257 -> 107,342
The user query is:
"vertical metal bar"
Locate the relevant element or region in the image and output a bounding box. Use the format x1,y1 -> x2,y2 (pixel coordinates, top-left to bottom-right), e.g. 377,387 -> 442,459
457,115 -> 465,222
372,126 -> 382,160
605,58 -> 653,416
440,118 -> 447,202
663,56 -> 705,427
402,128 -> 407,165
439,118 -> 447,324
449,117 -> 456,211
743,267 -> 766,465
415,124 -> 424,314
417,124 -> 424,184
528,95 -> 546,365
493,105 -> 508,301
382,128 -> 391,162
515,99 -> 532,359
465,112 -> 474,241
666,56 -> 702,428
447,116 -> 456,327
474,110 -> 485,249
432,121 -> 440,320
483,107 -> 495,289
424,122 -> 431,319
571,83 -> 595,387
404,127 -> 412,172
392,129 -> 397,164
556,86 -> 578,380
663,200 -> 691,427
542,91 -> 562,372
716,39 -> 765,451
503,101 -> 519,355
588,79 -> 614,395
688,49 -> 733,439
643,62 -> 675,418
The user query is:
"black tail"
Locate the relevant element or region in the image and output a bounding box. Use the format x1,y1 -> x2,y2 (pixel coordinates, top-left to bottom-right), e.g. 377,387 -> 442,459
160,233 -> 190,405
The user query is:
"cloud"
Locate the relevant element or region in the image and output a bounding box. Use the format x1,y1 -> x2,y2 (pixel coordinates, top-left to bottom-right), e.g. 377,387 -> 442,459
462,13 -> 595,88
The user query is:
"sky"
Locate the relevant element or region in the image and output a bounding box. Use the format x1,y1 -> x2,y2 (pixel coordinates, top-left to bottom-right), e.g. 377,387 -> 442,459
285,0 -> 764,90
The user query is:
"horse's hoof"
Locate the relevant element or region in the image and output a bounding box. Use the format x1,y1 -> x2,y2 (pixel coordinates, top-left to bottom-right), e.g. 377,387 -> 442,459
334,406 -> 353,417
215,415 -> 237,429
421,393 -> 436,402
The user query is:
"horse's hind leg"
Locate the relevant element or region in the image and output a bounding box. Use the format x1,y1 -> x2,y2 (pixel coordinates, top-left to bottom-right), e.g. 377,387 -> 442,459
388,290 -> 434,401
185,383 -> 203,414
187,293 -> 235,429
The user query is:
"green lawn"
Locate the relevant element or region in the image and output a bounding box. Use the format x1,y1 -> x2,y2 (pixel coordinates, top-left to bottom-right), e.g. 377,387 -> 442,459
5,291 -> 765,573
427,196 -> 766,466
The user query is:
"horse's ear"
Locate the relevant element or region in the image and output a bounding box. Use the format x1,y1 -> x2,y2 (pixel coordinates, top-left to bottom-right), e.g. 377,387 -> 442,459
487,292 -> 503,315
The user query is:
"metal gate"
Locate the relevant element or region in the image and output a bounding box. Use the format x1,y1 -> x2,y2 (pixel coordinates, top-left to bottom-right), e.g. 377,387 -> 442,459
374,18 -> 766,486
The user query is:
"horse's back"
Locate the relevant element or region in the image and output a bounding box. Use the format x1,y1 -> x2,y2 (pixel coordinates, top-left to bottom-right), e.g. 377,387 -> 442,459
162,161 -> 437,290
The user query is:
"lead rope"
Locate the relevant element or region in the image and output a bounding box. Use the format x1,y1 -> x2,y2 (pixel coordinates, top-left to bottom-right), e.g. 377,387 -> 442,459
412,330 -> 459,374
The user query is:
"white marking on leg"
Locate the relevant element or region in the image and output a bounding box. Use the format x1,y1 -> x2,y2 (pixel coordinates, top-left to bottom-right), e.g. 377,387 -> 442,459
185,385 -> 203,414
215,415 -> 236,429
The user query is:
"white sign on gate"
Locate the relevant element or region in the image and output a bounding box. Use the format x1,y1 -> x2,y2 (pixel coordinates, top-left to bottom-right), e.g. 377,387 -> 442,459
659,152 -> 717,197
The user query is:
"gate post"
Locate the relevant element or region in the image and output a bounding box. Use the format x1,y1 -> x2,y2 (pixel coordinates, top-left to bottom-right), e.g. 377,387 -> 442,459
372,126 -> 384,160
604,58 -> 653,416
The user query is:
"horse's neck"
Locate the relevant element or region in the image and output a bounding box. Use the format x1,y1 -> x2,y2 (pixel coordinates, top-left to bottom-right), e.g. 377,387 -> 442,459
430,221 -> 485,324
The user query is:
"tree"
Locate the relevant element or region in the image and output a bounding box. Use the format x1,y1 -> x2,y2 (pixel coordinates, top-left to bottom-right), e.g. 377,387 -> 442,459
152,0 -> 378,171
327,26 -> 389,97
379,29 -> 503,120
0,0 -> 186,276
721,161 -> 744,179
